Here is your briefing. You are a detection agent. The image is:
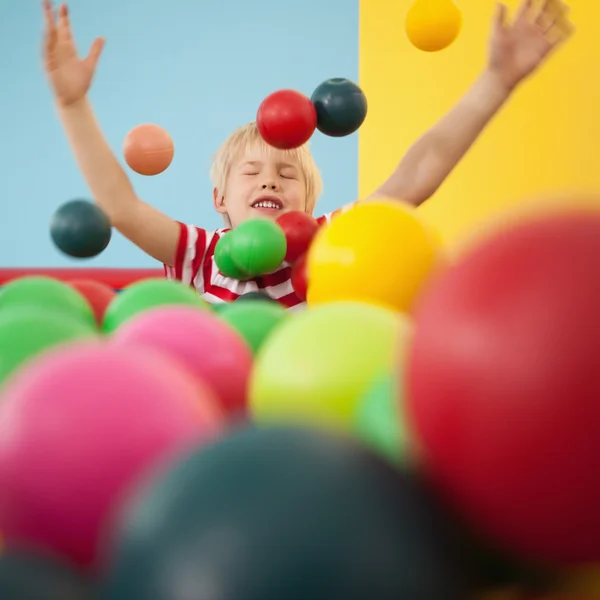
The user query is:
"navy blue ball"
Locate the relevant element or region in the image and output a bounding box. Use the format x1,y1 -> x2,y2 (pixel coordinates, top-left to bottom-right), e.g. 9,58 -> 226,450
311,78 -> 368,137
50,199 -> 112,259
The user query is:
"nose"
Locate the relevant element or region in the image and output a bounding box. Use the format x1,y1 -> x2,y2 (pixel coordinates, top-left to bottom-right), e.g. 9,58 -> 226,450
261,182 -> 279,191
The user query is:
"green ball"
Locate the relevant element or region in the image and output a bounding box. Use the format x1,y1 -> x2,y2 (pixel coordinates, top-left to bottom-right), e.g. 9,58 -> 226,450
218,301 -> 287,355
102,279 -> 208,333
0,276 -> 96,328
0,308 -> 96,386
250,302 -> 412,431
229,219 -> 286,277
214,232 -> 249,279
102,426 -> 470,600
354,374 -> 406,465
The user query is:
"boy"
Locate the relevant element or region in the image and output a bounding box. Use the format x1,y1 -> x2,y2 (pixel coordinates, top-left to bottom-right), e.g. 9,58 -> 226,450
42,0 -> 572,308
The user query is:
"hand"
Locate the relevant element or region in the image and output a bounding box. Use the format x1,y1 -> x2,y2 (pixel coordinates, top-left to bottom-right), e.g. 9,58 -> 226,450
487,0 -> 574,92
42,0 -> 105,107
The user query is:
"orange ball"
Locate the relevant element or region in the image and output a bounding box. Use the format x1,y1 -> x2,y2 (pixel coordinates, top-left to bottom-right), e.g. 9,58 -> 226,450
123,123 -> 174,176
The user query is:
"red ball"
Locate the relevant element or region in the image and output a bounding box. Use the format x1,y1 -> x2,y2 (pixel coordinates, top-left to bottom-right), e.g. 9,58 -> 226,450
291,252 -> 308,301
276,211 -> 319,263
406,208 -> 600,566
68,279 -> 116,326
256,90 -> 317,150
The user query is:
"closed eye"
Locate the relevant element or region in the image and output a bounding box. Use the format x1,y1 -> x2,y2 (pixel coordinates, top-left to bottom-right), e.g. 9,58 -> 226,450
243,172 -> 259,176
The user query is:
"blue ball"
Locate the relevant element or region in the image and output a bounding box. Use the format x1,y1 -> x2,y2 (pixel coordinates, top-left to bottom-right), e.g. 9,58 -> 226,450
50,199 -> 112,259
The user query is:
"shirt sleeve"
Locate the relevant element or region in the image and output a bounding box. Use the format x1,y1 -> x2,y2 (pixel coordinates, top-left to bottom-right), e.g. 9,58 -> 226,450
164,222 -> 210,287
315,201 -> 358,226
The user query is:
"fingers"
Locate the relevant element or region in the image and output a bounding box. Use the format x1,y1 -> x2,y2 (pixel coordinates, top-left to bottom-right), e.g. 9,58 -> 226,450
492,3 -> 508,34
57,3 -> 76,49
514,0 -> 534,23
84,37 -> 105,72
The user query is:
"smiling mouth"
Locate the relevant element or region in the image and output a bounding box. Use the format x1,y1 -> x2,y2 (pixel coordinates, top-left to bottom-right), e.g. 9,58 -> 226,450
251,196 -> 284,210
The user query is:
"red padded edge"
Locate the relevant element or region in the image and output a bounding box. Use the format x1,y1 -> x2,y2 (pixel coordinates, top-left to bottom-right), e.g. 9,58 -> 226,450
0,268 -> 164,289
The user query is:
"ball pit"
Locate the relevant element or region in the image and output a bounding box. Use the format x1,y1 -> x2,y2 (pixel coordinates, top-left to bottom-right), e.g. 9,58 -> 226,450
1,200 -> 599,597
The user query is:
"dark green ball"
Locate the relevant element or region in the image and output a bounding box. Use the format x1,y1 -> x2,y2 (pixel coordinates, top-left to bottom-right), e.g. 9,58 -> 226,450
311,78 -> 367,137
235,291 -> 279,305
50,199 -> 112,259
102,426 -> 470,600
0,549 -> 92,600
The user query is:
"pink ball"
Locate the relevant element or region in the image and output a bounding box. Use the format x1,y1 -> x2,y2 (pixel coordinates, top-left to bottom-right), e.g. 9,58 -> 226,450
0,342 -> 223,569
112,306 -> 253,418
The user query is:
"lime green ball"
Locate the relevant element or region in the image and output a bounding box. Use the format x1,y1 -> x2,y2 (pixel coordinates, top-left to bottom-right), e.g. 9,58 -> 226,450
0,276 -> 95,328
0,308 -> 97,386
218,301 -> 287,355
229,219 -> 286,277
354,374 -> 406,465
250,302 -> 411,431
103,279 -> 208,333
214,232 -> 248,279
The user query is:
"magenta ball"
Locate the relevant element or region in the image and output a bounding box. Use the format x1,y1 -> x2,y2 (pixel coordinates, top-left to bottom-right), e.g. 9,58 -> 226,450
0,342 -> 224,570
112,306 -> 254,417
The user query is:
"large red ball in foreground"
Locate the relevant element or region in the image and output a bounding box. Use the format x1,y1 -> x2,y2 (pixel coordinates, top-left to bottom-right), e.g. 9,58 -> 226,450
276,211 -> 319,263
406,208 -> 600,566
257,90 -> 317,150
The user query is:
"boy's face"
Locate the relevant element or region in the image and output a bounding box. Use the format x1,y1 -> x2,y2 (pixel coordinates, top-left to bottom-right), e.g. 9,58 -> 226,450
214,144 -> 307,228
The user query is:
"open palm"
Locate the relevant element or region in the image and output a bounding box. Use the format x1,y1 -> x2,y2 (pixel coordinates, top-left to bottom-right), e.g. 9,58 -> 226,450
489,0 -> 573,90
42,0 -> 105,106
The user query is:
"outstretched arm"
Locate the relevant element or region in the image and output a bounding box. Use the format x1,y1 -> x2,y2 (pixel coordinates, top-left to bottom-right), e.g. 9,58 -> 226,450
43,1 -> 180,265
368,0 -> 574,207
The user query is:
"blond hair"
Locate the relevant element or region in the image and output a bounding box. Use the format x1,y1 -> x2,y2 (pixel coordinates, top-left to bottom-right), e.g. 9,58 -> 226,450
210,122 -> 322,216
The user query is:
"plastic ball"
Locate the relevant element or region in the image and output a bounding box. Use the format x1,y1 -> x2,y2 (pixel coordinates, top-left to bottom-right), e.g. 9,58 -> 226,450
123,123 -> 174,176
276,210 -> 319,263
113,306 -> 254,418
0,549 -> 91,600
310,78 -> 368,137
256,89 -> 317,150
0,343 -> 224,569
228,219 -> 287,277
290,252 -> 308,300
218,300 -> 287,355
214,232 -> 248,279
102,279 -> 208,333
354,374 -> 406,465
307,199 -> 442,312
250,301 -> 412,431
68,279 -> 116,326
407,208 -> 600,566
50,199 -> 112,259
102,426 -> 470,600
234,291 -> 279,305
405,0 -> 463,52
0,308 -> 96,386
0,276 -> 96,327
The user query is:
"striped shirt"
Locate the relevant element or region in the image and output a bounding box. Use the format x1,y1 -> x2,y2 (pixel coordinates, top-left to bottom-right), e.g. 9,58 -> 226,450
164,206 -> 351,310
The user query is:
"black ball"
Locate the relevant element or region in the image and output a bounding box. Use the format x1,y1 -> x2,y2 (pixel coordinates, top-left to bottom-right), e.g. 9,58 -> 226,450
311,78 -> 367,137
101,426 -> 470,600
50,199 -> 112,258
0,549 -> 91,600
234,291 -> 278,304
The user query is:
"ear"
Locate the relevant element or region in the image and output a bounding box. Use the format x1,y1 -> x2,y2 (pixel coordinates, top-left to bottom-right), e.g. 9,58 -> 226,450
213,188 -> 228,215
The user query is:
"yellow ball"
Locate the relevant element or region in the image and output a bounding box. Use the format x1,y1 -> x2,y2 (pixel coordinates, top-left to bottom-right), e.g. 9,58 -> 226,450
406,0 -> 463,52
306,199 -> 442,313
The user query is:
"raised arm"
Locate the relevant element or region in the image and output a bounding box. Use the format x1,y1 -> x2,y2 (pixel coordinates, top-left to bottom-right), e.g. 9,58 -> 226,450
42,0 -> 180,266
368,0 -> 573,207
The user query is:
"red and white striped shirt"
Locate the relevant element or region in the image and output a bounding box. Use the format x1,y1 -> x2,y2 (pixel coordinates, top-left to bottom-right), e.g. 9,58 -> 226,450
164,206 -> 352,310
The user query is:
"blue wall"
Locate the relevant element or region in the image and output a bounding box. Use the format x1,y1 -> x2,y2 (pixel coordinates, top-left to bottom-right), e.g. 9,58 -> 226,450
0,0 -> 359,267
